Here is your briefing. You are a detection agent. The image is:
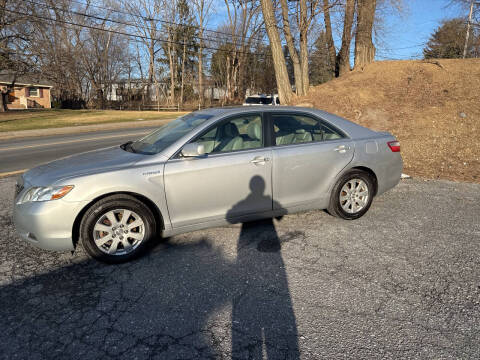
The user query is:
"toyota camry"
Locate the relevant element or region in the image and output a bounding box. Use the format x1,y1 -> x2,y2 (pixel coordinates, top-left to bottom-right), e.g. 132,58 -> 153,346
13,107 -> 402,263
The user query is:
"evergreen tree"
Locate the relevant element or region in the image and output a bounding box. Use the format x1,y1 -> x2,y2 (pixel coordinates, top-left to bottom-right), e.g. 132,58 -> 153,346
424,18 -> 479,59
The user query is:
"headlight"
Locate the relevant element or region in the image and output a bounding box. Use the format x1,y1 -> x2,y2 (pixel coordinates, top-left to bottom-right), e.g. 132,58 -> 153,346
16,185 -> 74,204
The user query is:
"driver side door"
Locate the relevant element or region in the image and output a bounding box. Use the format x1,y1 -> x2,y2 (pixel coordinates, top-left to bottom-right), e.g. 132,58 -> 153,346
163,113 -> 273,228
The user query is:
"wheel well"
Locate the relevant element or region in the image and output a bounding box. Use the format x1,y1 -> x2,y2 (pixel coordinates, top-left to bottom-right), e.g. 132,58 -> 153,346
351,166 -> 378,196
72,192 -> 164,249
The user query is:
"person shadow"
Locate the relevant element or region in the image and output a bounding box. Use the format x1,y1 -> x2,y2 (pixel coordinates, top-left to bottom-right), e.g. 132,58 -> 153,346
227,176 -> 300,359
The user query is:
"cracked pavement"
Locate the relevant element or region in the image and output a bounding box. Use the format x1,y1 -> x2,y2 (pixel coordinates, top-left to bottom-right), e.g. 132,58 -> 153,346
0,177 -> 479,359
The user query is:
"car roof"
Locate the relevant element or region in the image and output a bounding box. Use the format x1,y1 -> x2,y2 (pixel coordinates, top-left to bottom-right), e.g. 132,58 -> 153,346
197,106 -> 377,138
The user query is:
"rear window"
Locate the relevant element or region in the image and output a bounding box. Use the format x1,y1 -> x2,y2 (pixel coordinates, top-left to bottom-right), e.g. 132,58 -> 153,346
273,113 -> 344,145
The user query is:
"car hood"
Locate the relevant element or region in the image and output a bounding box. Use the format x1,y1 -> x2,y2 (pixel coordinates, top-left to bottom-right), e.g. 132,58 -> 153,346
23,146 -> 144,186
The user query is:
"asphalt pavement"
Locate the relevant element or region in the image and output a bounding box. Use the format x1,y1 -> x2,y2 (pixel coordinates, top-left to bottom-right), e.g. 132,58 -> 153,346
0,126 -> 159,175
0,176 -> 479,359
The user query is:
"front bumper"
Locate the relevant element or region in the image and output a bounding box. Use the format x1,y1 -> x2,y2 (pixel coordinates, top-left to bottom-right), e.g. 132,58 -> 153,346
13,199 -> 88,251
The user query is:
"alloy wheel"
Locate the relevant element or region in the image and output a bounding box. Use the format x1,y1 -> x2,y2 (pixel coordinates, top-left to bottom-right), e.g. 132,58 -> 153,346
339,179 -> 369,214
92,209 -> 145,255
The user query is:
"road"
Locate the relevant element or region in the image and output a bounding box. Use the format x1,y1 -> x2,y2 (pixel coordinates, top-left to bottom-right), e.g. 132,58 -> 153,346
0,176 -> 479,359
0,126 -> 159,175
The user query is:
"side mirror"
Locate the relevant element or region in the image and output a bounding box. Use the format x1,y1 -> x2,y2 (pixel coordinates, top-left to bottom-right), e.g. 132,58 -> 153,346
181,142 -> 206,157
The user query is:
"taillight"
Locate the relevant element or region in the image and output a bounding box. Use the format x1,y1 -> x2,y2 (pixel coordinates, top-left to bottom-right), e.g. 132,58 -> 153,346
387,141 -> 400,152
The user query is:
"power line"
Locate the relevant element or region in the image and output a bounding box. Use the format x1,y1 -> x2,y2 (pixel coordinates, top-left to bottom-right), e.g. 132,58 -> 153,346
66,0 -> 268,43
380,43 -> 427,51
5,8 -> 271,59
5,6 -> 430,63
22,0 -> 268,49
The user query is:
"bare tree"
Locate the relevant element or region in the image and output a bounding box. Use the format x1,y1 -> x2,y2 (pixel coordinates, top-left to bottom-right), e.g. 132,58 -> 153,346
122,0 -> 162,103
354,0 -> 377,69
260,0 -> 292,104
297,0 -> 329,94
162,0 -> 179,105
222,0 -> 264,102
0,0 -> 33,111
336,0 -> 356,76
279,0 -> 302,95
322,0 -> 336,77
191,0 -> 213,106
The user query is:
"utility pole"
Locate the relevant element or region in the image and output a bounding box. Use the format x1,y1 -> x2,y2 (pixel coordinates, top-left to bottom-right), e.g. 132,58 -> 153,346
463,0 -> 475,59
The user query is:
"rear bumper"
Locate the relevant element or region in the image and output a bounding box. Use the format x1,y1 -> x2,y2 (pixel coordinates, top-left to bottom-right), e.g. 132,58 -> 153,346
377,153 -> 403,195
13,199 -> 88,251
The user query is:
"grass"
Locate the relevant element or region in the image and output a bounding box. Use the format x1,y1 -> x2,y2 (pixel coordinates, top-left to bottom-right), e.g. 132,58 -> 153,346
0,109 -> 188,132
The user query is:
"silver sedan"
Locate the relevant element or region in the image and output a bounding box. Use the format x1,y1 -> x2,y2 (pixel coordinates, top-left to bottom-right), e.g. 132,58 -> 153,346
13,107 -> 402,263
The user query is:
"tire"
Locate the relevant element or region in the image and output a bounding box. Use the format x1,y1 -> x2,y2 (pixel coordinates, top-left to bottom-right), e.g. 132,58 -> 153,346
327,170 -> 374,220
79,194 -> 156,263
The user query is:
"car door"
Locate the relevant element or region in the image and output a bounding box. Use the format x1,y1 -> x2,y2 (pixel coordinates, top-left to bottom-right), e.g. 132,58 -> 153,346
268,112 -> 354,210
163,113 -> 273,228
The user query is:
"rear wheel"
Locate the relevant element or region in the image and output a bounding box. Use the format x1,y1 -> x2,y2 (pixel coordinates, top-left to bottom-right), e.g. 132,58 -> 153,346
80,194 -> 156,263
327,170 -> 374,220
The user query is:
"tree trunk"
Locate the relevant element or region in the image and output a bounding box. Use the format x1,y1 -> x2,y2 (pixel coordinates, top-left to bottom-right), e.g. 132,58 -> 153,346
336,0 -> 356,76
167,36 -> 176,105
299,33 -> 309,95
237,54 -> 246,101
180,39 -> 186,105
323,0 -> 337,77
279,0 -> 303,95
354,0 -> 376,69
260,0 -> 293,104
96,88 -> 104,109
148,40 -> 155,85
231,54 -> 238,100
0,90 -> 7,112
299,0 -> 310,95
226,54 -> 231,104
198,32 -> 204,106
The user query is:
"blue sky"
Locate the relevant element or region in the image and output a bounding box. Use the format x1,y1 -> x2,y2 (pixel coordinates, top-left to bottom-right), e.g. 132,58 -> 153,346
209,0 -> 468,61
375,0 -> 467,60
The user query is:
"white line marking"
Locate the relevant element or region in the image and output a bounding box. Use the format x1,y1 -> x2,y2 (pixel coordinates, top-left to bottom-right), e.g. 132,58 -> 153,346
0,131 -> 151,152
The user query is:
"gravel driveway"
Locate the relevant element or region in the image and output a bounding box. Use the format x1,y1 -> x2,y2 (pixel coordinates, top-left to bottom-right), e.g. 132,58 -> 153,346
0,177 -> 479,359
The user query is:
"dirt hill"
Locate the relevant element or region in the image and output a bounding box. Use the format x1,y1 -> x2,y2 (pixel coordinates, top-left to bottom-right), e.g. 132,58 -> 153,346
292,59 -> 480,183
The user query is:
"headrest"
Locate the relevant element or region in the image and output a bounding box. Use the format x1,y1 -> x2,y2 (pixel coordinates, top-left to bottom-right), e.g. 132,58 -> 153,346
295,129 -> 306,134
313,129 -> 323,133
223,122 -> 239,137
247,122 -> 261,140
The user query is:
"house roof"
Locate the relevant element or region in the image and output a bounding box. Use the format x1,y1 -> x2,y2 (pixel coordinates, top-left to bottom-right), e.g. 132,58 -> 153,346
0,71 -> 53,88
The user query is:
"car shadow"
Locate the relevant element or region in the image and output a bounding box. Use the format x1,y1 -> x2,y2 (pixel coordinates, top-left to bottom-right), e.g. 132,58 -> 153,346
0,177 -> 299,359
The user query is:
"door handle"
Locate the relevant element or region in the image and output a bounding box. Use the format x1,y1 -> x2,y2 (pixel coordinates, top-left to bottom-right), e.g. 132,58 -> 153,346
250,157 -> 270,165
334,145 -> 350,154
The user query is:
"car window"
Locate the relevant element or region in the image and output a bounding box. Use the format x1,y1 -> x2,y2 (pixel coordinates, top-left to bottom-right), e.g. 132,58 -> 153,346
130,112 -> 213,154
192,114 -> 263,154
272,113 -> 343,146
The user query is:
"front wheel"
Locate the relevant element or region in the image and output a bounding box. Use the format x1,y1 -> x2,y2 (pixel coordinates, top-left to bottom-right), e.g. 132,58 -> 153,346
327,170 -> 374,220
79,194 -> 156,263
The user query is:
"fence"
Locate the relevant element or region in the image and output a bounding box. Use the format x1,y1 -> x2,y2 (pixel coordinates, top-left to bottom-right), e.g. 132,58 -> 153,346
113,100 -> 238,112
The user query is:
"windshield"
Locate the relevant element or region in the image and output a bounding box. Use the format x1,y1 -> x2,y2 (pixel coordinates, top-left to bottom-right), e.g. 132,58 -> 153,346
245,96 -> 273,105
129,112 -> 213,155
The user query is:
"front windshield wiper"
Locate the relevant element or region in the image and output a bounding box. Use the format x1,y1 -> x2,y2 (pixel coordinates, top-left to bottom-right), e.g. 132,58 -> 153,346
120,141 -> 136,153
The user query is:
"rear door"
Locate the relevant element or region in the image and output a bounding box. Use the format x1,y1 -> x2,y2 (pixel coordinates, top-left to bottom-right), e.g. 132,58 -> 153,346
163,112 -> 273,228
268,112 -> 354,209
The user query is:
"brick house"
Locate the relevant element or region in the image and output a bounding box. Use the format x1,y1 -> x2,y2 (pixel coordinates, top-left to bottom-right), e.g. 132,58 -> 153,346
0,72 -> 53,110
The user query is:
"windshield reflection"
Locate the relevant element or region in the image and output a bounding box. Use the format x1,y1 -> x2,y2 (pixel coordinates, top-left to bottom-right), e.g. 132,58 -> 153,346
130,113 -> 213,155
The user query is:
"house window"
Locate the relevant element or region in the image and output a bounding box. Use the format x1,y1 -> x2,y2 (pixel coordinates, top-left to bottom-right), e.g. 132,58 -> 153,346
28,87 -> 39,97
